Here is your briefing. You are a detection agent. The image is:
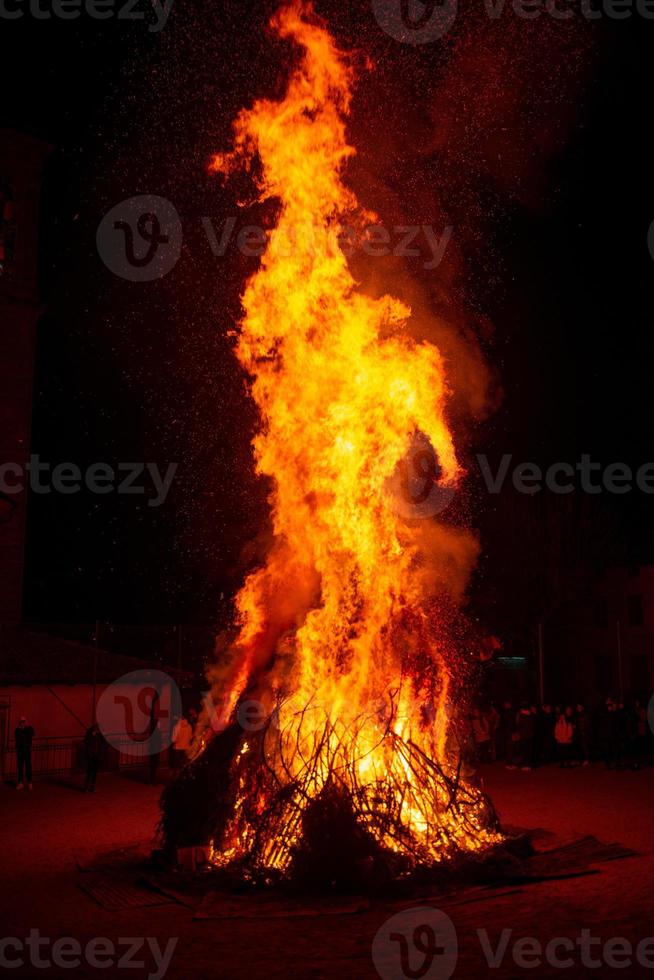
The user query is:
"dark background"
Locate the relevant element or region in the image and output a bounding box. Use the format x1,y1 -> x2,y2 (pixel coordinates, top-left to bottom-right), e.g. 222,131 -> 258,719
1,0 -> 653,639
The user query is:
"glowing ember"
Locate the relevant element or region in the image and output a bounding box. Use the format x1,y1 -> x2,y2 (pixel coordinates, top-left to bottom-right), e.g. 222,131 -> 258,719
195,0 -> 500,875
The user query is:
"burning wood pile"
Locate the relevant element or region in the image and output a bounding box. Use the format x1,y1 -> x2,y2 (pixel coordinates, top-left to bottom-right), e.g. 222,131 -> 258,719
162,1 -> 501,885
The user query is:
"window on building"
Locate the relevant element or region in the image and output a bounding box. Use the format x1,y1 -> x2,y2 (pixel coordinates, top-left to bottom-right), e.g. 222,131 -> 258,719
594,597 -> 608,628
627,594 -> 644,627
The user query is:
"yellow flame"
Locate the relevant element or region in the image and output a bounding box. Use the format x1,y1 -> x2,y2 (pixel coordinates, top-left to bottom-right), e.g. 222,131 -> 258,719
205,1 -> 499,869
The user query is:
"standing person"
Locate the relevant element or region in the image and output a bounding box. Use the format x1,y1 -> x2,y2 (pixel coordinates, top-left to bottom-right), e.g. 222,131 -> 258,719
555,706 -> 576,768
170,714 -> 193,771
147,690 -> 162,785
517,703 -> 535,771
471,708 -> 492,763
622,700 -> 640,770
575,704 -> 592,766
487,702 -> 500,762
614,700 -> 628,770
536,705 -> 554,765
460,713 -> 476,766
15,716 -> 35,790
500,701 -> 519,768
634,700 -> 648,762
597,697 -> 616,768
149,720 -> 162,785
84,723 -> 103,792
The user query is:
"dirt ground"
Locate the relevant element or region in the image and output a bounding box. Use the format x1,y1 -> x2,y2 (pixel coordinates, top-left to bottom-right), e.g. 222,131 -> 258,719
1,763 -> 653,979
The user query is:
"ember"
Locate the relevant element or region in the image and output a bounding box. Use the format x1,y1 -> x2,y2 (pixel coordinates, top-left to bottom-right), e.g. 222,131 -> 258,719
164,0 -> 501,880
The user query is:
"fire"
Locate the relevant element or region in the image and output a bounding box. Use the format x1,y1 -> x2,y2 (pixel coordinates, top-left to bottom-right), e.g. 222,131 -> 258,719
198,1 -> 500,874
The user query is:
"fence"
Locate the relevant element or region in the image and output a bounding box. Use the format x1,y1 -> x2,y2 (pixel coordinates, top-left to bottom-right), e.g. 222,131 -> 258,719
2,733 -> 171,779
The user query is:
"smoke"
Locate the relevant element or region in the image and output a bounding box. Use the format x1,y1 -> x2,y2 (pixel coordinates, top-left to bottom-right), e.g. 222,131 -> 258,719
344,0 -> 595,433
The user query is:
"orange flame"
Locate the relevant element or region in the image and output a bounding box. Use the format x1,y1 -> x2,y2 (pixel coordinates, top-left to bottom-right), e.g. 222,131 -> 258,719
203,1 -> 499,869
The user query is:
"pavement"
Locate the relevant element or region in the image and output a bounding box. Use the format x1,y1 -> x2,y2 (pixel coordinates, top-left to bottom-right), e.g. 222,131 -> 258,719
0,763 -> 653,979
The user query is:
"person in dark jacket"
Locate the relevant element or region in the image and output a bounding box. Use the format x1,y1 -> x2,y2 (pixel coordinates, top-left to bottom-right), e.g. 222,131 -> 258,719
620,701 -> 641,770
601,698 -> 622,769
84,723 -> 103,792
575,704 -> 592,765
499,701 -> 517,767
535,704 -> 555,765
15,716 -> 35,790
597,698 -> 615,768
149,718 -> 163,785
634,700 -> 649,763
516,704 -> 536,770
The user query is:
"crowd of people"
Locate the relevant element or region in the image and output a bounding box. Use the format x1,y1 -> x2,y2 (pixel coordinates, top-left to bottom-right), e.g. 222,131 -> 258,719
12,699 -> 651,793
468,697 -> 651,770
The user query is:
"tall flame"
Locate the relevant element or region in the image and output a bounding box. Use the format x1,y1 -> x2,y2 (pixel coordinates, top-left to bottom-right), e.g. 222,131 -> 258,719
202,1 -> 499,871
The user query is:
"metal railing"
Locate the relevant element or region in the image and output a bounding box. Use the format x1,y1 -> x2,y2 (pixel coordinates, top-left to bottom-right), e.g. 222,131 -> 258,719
3,736 -> 83,777
2,733 -> 171,778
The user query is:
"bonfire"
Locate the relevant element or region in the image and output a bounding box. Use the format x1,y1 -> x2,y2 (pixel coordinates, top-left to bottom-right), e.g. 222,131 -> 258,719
162,1 -> 501,884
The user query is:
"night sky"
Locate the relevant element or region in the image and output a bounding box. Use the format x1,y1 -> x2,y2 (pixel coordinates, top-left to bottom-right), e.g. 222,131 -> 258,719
2,0 -> 654,635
